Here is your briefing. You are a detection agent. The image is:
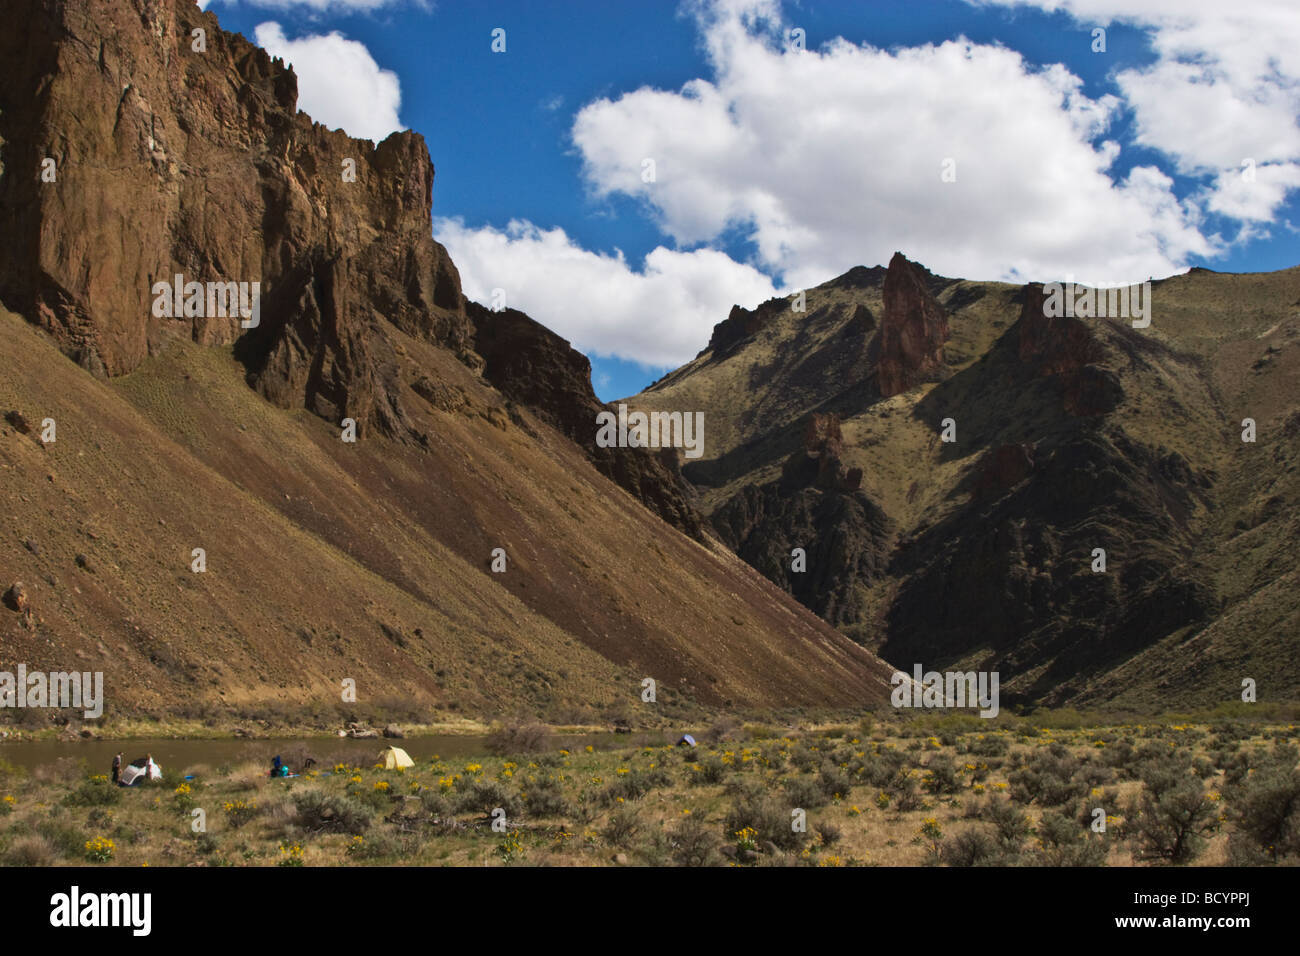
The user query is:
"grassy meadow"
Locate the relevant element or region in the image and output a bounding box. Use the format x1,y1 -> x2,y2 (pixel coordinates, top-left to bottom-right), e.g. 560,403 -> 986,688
2,712 -> 1298,867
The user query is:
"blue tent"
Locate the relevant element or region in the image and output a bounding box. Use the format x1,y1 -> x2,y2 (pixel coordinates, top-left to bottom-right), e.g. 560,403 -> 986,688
677,734 -> 697,748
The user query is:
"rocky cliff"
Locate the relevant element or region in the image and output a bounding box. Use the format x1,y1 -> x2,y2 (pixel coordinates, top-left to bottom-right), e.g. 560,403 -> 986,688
713,412 -> 892,640
0,0 -> 703,535
0,0 -> 471,437
469,303 -> 704,537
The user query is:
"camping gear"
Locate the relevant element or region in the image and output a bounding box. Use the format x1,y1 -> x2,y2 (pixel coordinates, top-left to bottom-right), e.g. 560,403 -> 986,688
380,746 -> 414,769
677,734 -> 697,748
119,756 -> 162,786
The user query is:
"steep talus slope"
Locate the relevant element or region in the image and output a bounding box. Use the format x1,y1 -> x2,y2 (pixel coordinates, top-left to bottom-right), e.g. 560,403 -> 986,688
628,256 -> 1300,708
0,0 -> 894,721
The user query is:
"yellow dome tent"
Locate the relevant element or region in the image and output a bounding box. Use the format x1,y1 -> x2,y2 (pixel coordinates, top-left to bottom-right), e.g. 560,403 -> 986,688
380,746 -> 414,770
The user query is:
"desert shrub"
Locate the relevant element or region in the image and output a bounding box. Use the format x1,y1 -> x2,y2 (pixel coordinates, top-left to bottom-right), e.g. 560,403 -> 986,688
1137,753 -> 1199,799
788,746 -> 821,774
486,720 -> 551,756
417,790 -> 453,820
862,748 -> 908,787
33,757 -> 84,787
984,798 -> 1031,852
113,823 -> 146,846
159,766 -> 188,789
633,828 -> 674,867
4,834 -> 56,866
454,779 -> 522,819
943,827 -> 1002,867
725,792 -> 806,852
922,756 -> 961,795
1219,748 -> 1258,787
345,830 -> 415,860
1208,745 -> 1239,773
1225,757 -> 1300,864
1100,739 -> 1140,778
1009,746 -> 1088,806
1033,811 -> 1108,866
817,763 -> 854,800
600,770 -> 654,805
64,777 -> 121,808
883,769 -> 923,812
827,745 -> 857,765
690,755 -> 728,786
524,777 -> 571,818
703,716 -> 741,745
344,778 -> 397,813
670,813 -> 723,867
782,775 -> 828,810
1074,760 -> 1116,790
291,789 -> 373,835
1131,779 -> 1218,865
600,804 -> 643,849
86,807 -> 114,830
815,820 -> 842,847
762,747 -> 788,772
192,832 -> 218,856
35,819 -> 85,858
0,758 -> 27,786
968,735 -> 1010,758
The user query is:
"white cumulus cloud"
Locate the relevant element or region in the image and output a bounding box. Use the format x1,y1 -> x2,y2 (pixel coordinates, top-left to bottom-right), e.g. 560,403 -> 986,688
572,0 -> 1220,288
434,218 -> 781,369
971,0 -> 1300,226
254,22 -> 405,143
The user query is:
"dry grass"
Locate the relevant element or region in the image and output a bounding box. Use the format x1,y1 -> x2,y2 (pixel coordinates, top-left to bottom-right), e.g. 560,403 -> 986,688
2,716 -> 1294,867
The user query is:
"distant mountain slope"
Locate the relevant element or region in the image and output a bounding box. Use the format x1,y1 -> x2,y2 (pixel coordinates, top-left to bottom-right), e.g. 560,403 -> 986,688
628,256 -> 1300,708
0,0 -> 894,723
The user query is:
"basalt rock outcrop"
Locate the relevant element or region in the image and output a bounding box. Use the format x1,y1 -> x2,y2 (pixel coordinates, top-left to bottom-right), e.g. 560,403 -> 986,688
972,442 -> 1036,501
0,0 -> 704,535
780,413 -> 863,493
469,302 -> 705,537
703,297 -> 786,358
875,252 -> 951,397
713,413 -> 891,637
0,0 -> 471,440
1017,283 -> 1122,416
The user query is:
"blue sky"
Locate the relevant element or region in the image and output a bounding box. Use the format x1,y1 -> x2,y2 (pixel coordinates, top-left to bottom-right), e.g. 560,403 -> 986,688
201,0 -> 1300,400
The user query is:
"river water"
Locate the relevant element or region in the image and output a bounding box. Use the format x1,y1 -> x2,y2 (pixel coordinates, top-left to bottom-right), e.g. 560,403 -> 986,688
0,732 -> 650,775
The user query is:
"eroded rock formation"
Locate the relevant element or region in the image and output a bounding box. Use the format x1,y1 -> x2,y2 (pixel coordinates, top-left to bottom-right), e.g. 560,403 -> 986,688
876,252 -> 950,397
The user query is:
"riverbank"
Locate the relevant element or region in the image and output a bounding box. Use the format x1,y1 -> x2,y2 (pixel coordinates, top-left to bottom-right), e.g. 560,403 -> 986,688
2,715 -> 1296,867
0,716 -> 495,743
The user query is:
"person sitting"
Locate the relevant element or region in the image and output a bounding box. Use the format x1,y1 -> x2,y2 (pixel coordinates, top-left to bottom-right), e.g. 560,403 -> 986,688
270,755 -> 286,778
111,752 -> 122,785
